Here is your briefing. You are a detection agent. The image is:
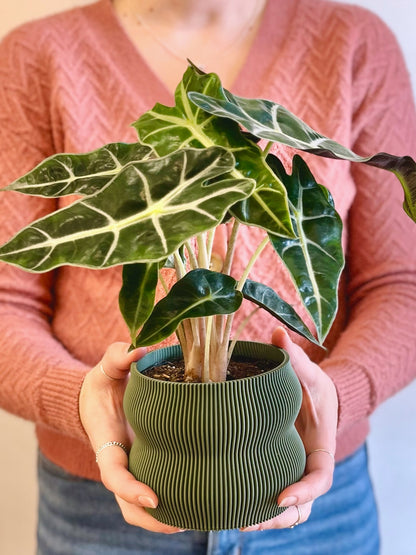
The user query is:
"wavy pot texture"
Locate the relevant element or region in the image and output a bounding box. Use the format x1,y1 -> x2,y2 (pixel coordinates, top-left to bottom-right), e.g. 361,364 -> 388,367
124,341 -> 306,531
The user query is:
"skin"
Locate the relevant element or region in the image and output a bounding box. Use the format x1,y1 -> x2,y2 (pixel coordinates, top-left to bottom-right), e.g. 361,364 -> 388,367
79,343 -> 183,534
243,327 -> 338,531
111,0 -> 268,90
79,329 -> 338,532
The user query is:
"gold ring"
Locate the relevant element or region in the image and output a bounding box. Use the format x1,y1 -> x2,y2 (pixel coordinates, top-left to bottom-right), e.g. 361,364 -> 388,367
307,448 -> 335,462
289,505 -> 302,528
99,362 -> 123,381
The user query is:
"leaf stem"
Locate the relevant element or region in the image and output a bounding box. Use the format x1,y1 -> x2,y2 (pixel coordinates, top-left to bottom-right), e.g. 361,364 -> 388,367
222,310 -> 235,353
228,307 -> 260,363
174,250 -> 186,278
184,241 -> 198,269
221,235 -> 269,356
223,219 -> 240,275
158,270 -> 170,294
237,236 -> 269,291
202,316 -> 213,382
263,141 -> 273,157
197,233 -> 209,268
206,229 -> 215,265
176,324 -> 189,367
215,219 -> 240,350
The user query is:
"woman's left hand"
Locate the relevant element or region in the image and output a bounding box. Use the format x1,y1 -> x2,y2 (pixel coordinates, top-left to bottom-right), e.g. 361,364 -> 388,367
242,327 -> 338,531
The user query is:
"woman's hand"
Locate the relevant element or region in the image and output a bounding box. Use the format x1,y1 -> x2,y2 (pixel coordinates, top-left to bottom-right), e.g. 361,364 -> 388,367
242,327 -> 338,531
79,342 -> 183,534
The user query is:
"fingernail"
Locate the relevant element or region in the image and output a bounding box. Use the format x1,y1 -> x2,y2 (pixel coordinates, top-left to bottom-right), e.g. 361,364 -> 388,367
279,496 -> 298,507
240,525 -> 260,532
138,495 -> 157,508
131,347 -> 147,358
178,529 -> 187,533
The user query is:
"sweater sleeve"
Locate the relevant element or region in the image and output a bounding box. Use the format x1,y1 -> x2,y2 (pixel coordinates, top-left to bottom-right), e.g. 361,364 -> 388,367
320,12 -> 416,432
0,26 -> 89,441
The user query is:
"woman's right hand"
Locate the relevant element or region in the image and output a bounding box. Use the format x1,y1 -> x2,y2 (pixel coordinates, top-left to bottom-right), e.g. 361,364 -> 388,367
79,342 -> 184,534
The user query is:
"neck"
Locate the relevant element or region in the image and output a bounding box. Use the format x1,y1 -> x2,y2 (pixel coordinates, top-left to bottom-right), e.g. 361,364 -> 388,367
112,0 -> 267,91
124,0 -> 254,27
117,0 -> 266,32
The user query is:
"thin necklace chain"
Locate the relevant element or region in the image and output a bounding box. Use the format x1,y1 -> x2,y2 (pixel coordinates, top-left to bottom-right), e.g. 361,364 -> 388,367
130,1 -> 266,66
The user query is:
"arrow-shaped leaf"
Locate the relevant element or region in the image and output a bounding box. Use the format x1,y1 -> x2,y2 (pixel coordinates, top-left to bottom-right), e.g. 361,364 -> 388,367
0,147 -> 254,271
242,279 -> 320,346
135,269 -> 242,347
133,65 -> 295,237
119,262 -> 160,344
3,142 -> 153,197
189,89 -> 416,222
267,155 -> 344,343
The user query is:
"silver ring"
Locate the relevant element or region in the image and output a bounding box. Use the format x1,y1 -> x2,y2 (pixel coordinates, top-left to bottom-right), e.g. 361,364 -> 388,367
289,505 -> 302,528
95,441 -> 129,463
99,362 -> 123,381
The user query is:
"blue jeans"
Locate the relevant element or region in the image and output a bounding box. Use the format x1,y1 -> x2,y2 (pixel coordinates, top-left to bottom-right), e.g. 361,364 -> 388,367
37,445 -> 379,554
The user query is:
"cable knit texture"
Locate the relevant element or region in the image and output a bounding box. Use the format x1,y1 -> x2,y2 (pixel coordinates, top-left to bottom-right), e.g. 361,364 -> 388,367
0,0 -> 415,480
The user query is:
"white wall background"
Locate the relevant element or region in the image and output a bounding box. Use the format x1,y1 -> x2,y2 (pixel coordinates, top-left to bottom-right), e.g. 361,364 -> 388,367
0,1 -> 415,554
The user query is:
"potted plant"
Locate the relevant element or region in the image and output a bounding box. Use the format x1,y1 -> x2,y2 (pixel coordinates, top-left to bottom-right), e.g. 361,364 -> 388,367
0,64 -> 415,531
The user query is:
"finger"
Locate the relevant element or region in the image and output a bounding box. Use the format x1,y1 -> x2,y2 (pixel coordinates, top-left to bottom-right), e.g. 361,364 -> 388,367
242,502 -> 312,531
116,496 -> 184,534
97,446 -> 158,508
278,459 -> 334,508
100,342 -> 147,380
271,327 -> 314,380
272,326 -> 338,450
98,447 -> 183,534
80,375 -> 131,446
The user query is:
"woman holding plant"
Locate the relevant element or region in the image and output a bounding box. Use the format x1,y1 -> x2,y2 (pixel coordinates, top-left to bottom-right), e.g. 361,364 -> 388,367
0,0 -> 415,553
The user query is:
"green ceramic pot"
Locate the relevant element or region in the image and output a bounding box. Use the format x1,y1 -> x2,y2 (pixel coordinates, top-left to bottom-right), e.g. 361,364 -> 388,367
123,341 -> 305,531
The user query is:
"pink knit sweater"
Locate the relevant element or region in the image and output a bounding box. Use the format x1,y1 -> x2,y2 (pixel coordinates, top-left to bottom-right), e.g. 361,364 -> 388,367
0,0 -> 415,481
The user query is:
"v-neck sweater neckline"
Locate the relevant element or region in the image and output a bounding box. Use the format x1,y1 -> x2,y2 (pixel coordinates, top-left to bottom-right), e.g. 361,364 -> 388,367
81,0 -> 300,102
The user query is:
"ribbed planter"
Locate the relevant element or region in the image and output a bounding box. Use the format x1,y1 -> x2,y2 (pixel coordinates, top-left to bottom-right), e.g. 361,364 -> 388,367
123,341 -> 305,531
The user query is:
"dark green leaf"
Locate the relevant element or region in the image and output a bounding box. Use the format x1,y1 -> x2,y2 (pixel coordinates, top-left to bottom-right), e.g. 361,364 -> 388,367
133,65 -> 294,237
135,269 -> 242,346
189,89 -> 416,223
0,147 -> 254,271
267,155 -> 344,343
242,279 -> 320,346
4,143 -> 153,197
119,262 -> 159,344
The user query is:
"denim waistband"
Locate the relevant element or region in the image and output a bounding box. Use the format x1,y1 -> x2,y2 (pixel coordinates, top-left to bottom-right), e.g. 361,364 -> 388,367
37,444 -> 379,555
